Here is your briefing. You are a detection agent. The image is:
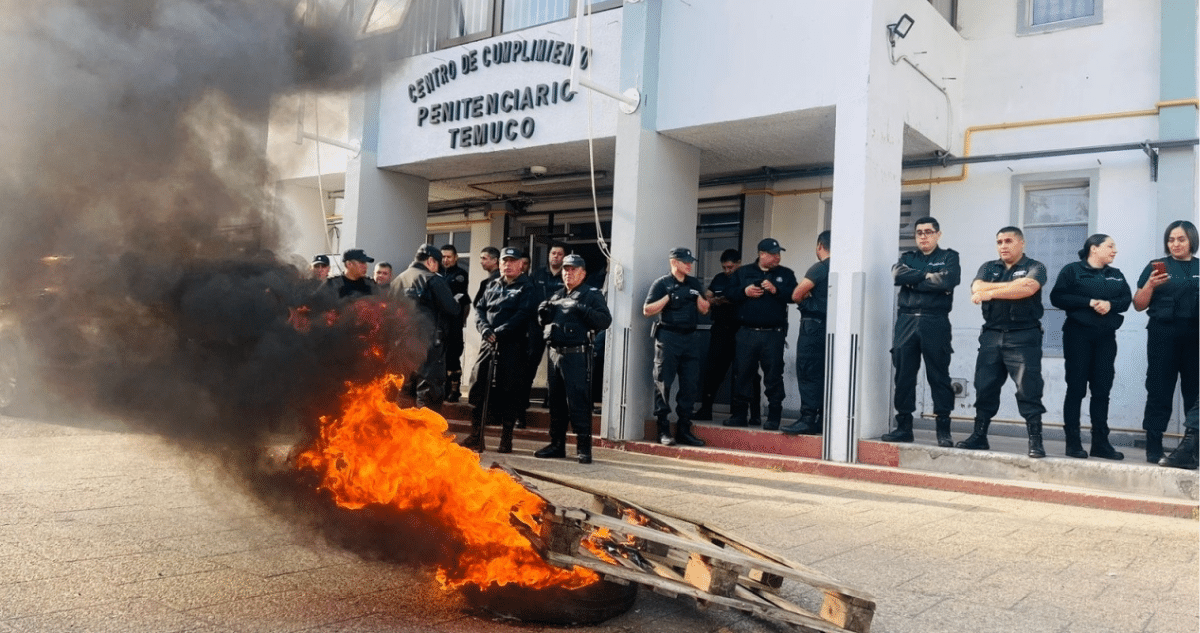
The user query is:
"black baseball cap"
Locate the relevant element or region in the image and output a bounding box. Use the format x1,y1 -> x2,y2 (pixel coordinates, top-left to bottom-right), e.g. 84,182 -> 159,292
757,238 -> 785,254
500,246 -> 524,260
312,254 -> 330,266
343,249 -> 374,263
416,244 -> 441,260
669,247 -> 695,263
562,254 -> 586,268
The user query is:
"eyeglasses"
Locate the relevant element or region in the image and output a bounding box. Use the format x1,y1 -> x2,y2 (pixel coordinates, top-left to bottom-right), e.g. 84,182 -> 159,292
915,229 -> 939,237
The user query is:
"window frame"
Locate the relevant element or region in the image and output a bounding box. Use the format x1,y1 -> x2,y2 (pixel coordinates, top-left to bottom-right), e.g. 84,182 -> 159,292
1017,0 -> 1103,36
437,0 -> 623,50
1009,169 -> 1099,357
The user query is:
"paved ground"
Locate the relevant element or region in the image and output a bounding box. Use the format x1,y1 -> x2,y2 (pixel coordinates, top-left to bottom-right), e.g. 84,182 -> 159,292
0,413 -> 1196,633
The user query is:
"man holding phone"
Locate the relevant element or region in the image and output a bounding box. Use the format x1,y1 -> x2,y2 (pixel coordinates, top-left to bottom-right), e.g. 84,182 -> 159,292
723,238 -> 798,430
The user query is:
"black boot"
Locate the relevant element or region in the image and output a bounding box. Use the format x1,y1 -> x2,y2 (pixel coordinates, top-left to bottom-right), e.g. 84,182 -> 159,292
1159,427 -> 1199,470
1144,430 -> 1164,464
534,440 -> 566,459
497,421 -> 514,454
1026,419 -> 1045,459
514,410 -> 527,429
693,399 -> 713,421
446,372 -> 462,403
880,414 -> 914,443
675,419 -> 706,447
657,418 -> 675,446
935,415 -> 953,448
1088,418 -> 1124,460
576,434 -> 593,464
781,413 -> 821,436
956,419 -> 990,450
1063,418 -> 1088,459
460,415 -> 485,453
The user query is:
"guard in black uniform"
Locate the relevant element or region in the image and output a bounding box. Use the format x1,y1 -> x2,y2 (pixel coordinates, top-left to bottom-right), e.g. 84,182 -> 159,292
535,254 -> 612,464
440,245 -> 470,403
723,238 -> 798,430
324,249 -> 379,299
957,227 -> 1049,458
1134,220 -> 1199,464
461,247 -> 537,453
696,249 -> 760,424
389,244 -> 460,411
474,246 -> 501,306
519,244 -> 566,425
781,232 -> 830,436
643,247 -> 709,446
881,218 -> 960,446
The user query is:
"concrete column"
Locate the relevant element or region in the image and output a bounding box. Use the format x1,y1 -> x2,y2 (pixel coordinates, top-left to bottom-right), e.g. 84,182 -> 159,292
342,86 -> 430,267
1156,0 -> 1198,231
824,4 -> 905,463
602,0 -> 701,441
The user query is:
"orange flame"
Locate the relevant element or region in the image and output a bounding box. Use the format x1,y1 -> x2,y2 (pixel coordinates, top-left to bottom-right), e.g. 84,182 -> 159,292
293,375 -> 598,591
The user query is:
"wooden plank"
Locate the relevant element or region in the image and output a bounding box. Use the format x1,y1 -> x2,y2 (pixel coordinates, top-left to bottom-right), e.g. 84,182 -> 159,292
683,552 -> 740,597
697,523 -> 846,592
546,552 -> 857,633
820,591 -> 875,633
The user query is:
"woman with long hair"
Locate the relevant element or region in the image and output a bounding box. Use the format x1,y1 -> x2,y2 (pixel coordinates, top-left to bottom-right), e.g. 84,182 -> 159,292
1133,220 -> 1199,465
1050,234 -> 1131,459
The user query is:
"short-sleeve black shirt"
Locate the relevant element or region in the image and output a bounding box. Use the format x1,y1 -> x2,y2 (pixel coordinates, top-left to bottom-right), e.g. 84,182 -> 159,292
1137,257 -> 1200,323
974,255 -> 1048,330
798,259 -> 830,317
645,273 -> 706,332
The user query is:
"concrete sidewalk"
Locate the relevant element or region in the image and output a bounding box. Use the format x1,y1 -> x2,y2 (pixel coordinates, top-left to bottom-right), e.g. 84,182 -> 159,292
0,412 -> 1196,633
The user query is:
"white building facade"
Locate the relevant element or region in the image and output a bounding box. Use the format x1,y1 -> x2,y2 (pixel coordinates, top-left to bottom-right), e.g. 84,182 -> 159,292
268,0 -> 1199,462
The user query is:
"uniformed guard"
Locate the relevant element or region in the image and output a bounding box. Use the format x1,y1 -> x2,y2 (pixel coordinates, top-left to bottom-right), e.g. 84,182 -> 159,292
389,244 -> 460,412
880,218 -> 961,447
957,227 -> 1049,458
723,238 -> 798,430
781,232 -> 830,436
324,249 -> 379,299
696,249 -> 760,425
535,254 -> 612,464
460,247 -> 537,453
518,244 -> 566,426
643,247 -> 710,446
440,245 -> 470,403
1133,220 -> 1199,464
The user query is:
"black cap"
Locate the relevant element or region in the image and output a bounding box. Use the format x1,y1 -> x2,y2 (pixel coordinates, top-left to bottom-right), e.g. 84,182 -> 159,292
562,254 -> 586,268
416,244 -> 441,260
311,254 -> 330,266
343,248 -> 374,263
757,238 -> 785,254
669,247 -> 695,263
500,246 -> 524,260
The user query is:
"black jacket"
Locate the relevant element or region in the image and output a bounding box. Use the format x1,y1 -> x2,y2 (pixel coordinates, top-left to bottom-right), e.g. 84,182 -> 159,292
390,262 -> 459,335
1049,261 -> 1131,331
727,261 -> 798,328
476,273 -> 537,342
539,283 -> 612,346
893,247 -> 961,314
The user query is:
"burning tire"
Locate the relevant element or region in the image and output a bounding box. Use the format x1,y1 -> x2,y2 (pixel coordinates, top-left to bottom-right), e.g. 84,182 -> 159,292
460,578 -> 638,625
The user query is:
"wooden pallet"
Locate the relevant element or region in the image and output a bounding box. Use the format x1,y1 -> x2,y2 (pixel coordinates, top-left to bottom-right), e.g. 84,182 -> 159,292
503,466 -> 876,633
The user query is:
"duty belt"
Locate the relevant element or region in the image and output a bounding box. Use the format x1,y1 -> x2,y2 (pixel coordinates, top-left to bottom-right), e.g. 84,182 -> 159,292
897,309 -> 947,316
800,314 -> 825,323
744,325 -> 785,332
551,345 -> 589,354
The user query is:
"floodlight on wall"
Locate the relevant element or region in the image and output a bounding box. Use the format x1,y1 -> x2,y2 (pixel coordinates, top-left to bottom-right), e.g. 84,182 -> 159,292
887,13 -> 915,44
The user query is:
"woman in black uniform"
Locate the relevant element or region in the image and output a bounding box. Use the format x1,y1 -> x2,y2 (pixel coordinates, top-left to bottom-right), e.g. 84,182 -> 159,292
1050,234 -> 1131,460
1133,220 -> 1200,463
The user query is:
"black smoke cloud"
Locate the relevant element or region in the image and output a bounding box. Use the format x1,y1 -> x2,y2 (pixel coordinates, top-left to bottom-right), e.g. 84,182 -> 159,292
0,0 -> 424,447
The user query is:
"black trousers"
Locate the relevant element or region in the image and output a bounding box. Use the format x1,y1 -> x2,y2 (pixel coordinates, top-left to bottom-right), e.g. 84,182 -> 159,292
701,324 -> 760,407
1061,321 -> 1117,430
892,313 -> 954,418
547,348 -> 593,441
467,337 -> 525,425
972,328 -> 1045,422
652,329 -> 701,421
795,319 -> 826,417
1143,320 -> 1200,434
445,325 -> 464,376
517,336 -> 547,413
407,339 -> 446,409
731,327 -> 786,422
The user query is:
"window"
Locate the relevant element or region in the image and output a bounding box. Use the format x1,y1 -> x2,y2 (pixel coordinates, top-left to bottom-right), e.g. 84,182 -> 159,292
1018,0 -> 1102,35
1011,172 -> 1097,355
427,230 -> 473,269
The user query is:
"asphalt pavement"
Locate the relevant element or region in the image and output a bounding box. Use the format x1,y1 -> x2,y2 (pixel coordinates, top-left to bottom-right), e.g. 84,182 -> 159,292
0,412 -> 1196,633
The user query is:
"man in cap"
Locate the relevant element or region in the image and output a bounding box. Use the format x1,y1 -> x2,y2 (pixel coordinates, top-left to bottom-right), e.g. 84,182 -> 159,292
461,247 -> 537,453
643,247 -> 710,446
518,244 -> 567,424
440,245 -> 471,403
535,254 -> 612,464
390,244 -> 460,411
327,249 -> 378,299
782,231 -> 831,435
724,238 -> 798,430
311,254 -> 331,281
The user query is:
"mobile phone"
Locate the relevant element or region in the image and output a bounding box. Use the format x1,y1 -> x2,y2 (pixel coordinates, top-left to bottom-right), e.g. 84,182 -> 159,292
1152,261 -> 1167,276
